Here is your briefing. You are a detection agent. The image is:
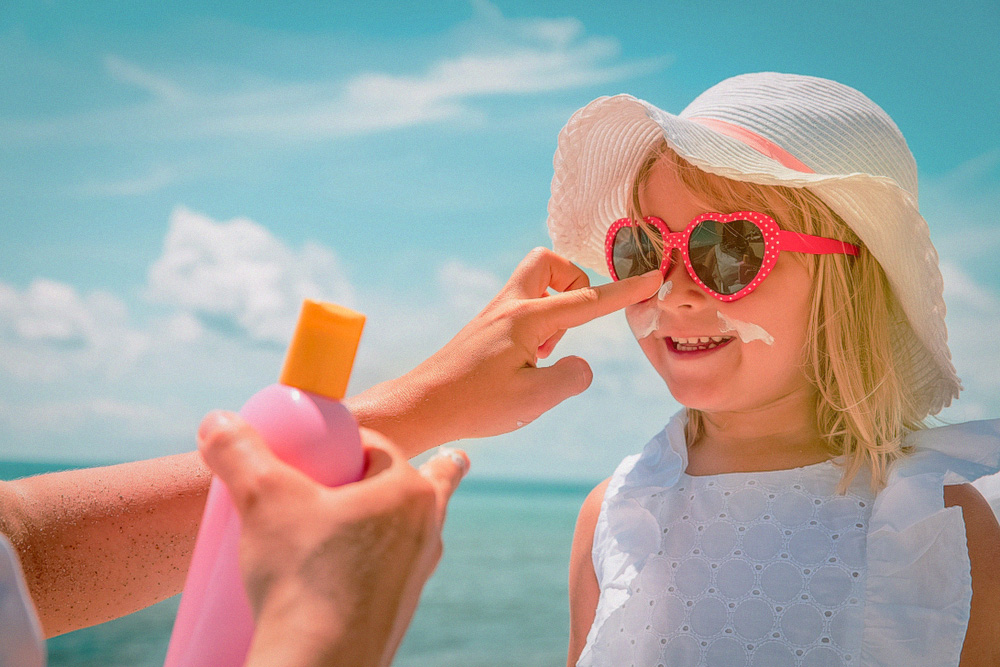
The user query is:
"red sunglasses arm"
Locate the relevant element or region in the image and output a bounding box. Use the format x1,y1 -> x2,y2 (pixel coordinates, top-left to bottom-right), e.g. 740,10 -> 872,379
777,231 -> 859,256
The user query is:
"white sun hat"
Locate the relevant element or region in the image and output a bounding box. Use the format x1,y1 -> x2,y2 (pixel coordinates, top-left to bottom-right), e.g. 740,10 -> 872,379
547,71 -> 961,417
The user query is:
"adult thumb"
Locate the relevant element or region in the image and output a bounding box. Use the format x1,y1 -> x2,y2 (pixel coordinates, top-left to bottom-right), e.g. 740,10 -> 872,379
197,410 -> 303,515
419,447 -> 470,525
532,355 -> 594,410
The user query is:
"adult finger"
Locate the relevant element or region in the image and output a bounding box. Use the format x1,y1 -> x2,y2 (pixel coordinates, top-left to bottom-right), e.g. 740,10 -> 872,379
197,411 -> 311,514
506,248 -> 591,300
542,269 -> 662,333
418,447 -> 470,524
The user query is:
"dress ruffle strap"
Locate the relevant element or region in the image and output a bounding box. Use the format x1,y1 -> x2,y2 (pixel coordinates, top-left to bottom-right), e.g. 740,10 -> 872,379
860,418 -> 1000,666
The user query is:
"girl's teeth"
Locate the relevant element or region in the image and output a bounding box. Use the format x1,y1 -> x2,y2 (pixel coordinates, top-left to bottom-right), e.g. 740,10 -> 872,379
672,335 -> 732,351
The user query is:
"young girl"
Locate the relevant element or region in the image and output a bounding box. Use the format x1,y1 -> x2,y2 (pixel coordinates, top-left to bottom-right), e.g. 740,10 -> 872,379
547,73 -> 1000,666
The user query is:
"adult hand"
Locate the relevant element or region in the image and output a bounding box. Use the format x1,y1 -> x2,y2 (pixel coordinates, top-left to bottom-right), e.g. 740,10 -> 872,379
346,248 -> 662,457
196,411 -> 468,667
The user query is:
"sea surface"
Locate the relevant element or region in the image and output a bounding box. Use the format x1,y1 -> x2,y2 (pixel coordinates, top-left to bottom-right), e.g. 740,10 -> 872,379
1,460 -> 594,667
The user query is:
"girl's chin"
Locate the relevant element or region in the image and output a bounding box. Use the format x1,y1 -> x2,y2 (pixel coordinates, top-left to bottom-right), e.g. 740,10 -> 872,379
663,384 -> 727,411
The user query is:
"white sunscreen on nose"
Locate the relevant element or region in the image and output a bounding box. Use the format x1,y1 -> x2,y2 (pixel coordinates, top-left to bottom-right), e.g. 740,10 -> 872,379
627,302 -> 661,339
717,311 -> 775,345
657,280 -> 673,300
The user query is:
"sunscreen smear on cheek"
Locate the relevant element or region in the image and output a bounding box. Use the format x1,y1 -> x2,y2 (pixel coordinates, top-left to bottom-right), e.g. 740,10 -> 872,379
626,302 -> 661,339
717,311 -> 775,345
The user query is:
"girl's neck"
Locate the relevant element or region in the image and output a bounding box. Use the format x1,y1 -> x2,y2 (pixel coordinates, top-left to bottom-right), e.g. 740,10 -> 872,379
685,391 -> 832,476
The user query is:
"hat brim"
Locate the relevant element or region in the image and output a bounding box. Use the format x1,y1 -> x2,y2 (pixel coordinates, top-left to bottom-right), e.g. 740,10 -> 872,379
546,94 -> 961,416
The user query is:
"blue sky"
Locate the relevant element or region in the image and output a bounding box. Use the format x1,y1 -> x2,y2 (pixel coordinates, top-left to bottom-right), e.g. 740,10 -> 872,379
1,0 -> 999,480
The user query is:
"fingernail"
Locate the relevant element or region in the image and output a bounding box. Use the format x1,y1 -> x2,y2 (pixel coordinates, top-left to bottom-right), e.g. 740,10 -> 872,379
198,410 -> 233,442
640,270 -> 664,298
434,446 -> 470,478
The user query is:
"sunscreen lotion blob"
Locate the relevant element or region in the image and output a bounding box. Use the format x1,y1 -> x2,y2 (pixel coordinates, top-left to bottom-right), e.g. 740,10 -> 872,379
164,300 -> 366,667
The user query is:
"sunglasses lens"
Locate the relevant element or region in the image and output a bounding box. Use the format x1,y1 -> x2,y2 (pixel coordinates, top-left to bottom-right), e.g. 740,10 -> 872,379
688,219 -> 765,295
612,224 -> 663,279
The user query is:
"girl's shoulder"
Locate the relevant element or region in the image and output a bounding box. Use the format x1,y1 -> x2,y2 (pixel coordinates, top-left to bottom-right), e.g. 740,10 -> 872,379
943,483 -> 1000,665
576,477 -> 611,536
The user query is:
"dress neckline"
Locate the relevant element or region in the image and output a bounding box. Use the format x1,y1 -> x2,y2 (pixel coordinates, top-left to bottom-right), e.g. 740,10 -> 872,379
681,456 -> 841,479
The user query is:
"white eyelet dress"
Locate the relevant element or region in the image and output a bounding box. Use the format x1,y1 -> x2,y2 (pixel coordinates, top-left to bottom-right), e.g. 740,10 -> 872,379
578,411 -> 1000,667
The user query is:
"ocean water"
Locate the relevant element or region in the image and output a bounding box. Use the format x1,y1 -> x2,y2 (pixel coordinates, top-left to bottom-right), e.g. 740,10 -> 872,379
1,461 -> 593,667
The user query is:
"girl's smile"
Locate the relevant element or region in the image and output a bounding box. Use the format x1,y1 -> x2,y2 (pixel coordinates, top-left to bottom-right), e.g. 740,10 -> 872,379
665,334 -> 734,354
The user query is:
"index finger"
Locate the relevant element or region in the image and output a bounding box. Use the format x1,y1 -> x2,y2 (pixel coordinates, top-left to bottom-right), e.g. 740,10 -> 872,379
542,269 -> 663,332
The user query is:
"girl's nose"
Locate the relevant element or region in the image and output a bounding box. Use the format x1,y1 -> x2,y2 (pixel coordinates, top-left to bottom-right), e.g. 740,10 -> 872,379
657,250 -> 710,310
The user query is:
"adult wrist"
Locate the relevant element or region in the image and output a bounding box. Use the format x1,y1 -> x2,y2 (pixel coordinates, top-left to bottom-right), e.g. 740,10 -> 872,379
345,371 -> 446,458
246,591 -> 352,667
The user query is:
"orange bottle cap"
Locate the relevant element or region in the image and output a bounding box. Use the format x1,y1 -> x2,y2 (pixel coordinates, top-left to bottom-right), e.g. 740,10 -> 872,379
279,300 -> 365,399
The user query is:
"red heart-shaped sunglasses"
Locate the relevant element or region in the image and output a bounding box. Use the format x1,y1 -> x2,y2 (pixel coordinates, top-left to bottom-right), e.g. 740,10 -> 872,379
606,211 -> 860,302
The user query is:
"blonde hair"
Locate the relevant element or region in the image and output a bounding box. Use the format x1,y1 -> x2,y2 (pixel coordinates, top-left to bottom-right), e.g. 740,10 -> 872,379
629,143 -> 926,493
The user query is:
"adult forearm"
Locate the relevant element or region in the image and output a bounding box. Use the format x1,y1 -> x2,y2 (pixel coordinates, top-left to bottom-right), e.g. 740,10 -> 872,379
2,451 -> 211,637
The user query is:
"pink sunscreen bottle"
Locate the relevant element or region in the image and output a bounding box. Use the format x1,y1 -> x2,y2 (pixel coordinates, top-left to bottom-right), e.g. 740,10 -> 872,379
163,300 -> 366,667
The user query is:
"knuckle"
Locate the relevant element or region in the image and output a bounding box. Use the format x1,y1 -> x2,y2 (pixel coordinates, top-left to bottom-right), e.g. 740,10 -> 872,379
527,246 -> 552,262
489,299 -> 534,332
570,286 -> 600,307
248,469 -> 276,496
503,299 -> 534,322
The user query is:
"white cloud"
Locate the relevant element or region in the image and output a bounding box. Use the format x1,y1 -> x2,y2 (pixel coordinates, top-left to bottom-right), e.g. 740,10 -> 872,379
923,150 -> 1000,265
104,54 -> 190,105
162,311 -> 205,343
146,206 -> 354,344
437,260 -> 504,314
911,154 -> 1000,422
76,165 -> 181,197
0,2 -> 661,145
937,261 -> 1000,421
0,235 -> 674,473
187,1 -> 654,140
0,396 -> 199,462
0,279 -> 148,381
0,397 -> 185,439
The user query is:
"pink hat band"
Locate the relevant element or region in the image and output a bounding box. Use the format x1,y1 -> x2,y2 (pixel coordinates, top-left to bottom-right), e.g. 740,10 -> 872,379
688,117 -> 816,174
